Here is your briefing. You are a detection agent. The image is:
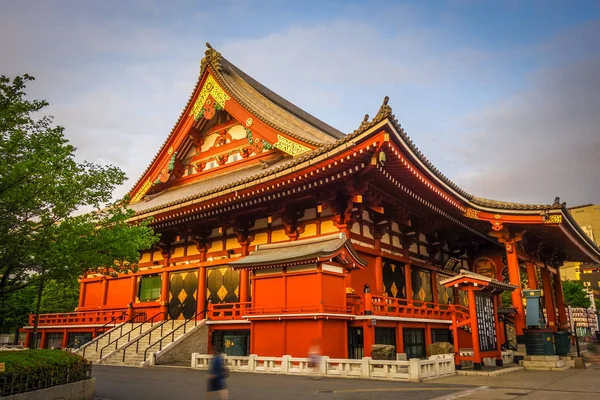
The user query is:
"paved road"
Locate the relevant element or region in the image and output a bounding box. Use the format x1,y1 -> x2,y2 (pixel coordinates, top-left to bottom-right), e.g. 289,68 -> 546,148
430,367 -> 600,400
92,365 -> 473,400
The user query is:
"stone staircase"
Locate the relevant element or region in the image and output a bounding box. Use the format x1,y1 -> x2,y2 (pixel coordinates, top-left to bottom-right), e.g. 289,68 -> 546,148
97,318 -> 206,367
75,322 -> 156,362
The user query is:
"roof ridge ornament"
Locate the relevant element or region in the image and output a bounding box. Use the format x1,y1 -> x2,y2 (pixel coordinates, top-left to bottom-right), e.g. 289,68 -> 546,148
200,42 -> 223,73
373,95 -> 393,122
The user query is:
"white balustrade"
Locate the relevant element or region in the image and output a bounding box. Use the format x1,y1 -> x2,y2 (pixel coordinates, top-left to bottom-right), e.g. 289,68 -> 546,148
191,352 -> 457,382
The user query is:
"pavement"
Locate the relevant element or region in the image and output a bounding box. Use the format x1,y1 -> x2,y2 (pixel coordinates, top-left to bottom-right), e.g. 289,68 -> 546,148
92,364 -> 600,400
430,367 -> 600,399
92,365 -> 471,400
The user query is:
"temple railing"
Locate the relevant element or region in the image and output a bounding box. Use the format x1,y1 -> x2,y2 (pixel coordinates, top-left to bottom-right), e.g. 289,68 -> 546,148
244,305 -> 354,315
207,302 -> 251,320
28,309 -> 129,327
206,296 -> 470,322
348,294 -> 469,322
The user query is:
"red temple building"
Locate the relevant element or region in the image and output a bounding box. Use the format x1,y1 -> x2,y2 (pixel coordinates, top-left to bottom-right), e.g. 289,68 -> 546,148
23,44 -> 600,367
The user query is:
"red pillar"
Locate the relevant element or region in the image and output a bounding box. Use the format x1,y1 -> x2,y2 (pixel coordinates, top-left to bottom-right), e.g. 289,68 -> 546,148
554,272 -> 569,330
100,278 -> 108,308
431,272 -> 439,304
39,330 -> 47,349
363,321 -> 374,358
374,239 -> 384,295
493,294 -> 503,365
404,264 -> 413,301
239,240 -> 250,304
541,268 -> 557,330
504,241 -> 525,337
128,276 -> 137,319
160,271 -> 169,317
197,266 -> 207,318
526,262 -> 538,289
467,287 -> 482,370
77,280 -> 86,309
425,324 -> 432,357
61,329 -> 69,348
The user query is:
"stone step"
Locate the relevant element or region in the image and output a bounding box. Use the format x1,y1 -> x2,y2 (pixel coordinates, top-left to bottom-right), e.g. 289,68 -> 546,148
522,360 -> 565,368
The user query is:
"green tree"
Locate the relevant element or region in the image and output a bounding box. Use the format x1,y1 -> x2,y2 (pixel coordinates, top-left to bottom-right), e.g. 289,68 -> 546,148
0,75 -> 159,338
562,280 -> 591,308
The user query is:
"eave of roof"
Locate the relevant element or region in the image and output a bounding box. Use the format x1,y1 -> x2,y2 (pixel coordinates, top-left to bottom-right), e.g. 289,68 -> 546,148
229,233 -> 367,269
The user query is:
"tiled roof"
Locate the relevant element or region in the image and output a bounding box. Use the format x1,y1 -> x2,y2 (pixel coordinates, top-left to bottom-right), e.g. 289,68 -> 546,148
228,233 -> 367,269
128,43 -> 343,199
356,97 -> 561,211
219,57 -> 344,143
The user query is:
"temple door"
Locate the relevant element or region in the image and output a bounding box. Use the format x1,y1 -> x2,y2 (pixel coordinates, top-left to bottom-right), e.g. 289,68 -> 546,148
168,271 -> 198,320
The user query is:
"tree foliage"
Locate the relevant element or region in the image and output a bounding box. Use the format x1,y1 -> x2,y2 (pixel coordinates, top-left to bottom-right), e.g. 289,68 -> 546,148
0,74 -> 159,298
0,276 -> 80,334
562,280 -> 591,308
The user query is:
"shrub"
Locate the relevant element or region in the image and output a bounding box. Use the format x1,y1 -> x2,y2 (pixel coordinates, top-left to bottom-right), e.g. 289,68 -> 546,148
0,350 -> 90,396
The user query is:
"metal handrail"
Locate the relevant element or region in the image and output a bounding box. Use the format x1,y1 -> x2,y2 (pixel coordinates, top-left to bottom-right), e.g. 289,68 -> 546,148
65,311 -> 127,350
83,311 -> 147,359
118,313 -> 175,362
98,311 -> 165,360
142,309 -> 206,362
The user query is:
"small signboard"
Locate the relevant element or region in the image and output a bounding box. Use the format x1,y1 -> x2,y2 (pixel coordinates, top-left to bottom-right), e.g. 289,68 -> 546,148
443,257 -> 461,272
475,293 -> 497,352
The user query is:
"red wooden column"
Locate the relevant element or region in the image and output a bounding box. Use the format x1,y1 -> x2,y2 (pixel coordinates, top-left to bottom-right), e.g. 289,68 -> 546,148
197,267 -> 207,318
40,330 -> 47,349
100,278 -> 109,308
404,264 -> 413,301
541,267 -> 557,330
128,276 -> 137,318
363,320 -> 374,358
467,287 -> 482,370
374,243 -> 384,295
239,242 -> 250,304
504,240 -> 525,337
554,271 -> 569,330
77,280 -> 86,310
493,294 -> 503,366
526,262 -> 538,289
425,323 -> 432,357
451,312 -> 460,369
431,271 -> 439,305
160,271 -> 169,317
495,293 -> 506,349
61,328 -> 69,348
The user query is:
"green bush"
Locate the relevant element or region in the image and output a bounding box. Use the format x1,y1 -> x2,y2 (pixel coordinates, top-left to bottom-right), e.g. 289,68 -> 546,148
0,350 -> 90,396
0,349 -> 86,373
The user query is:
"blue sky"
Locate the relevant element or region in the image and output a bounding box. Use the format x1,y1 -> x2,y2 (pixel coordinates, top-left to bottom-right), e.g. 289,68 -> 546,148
1,0 -> 599,205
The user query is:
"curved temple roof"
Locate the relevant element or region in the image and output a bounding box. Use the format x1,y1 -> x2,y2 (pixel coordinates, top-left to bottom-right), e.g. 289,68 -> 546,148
126,44 -> 600,265
228,233 -> 367,270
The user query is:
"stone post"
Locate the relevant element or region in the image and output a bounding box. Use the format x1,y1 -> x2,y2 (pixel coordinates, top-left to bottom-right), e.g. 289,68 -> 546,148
408,358 -> 421,382
247,354 -> 256,372
361,356 -> 372,377
319,356 -> 329,375
281,355 -> 291,373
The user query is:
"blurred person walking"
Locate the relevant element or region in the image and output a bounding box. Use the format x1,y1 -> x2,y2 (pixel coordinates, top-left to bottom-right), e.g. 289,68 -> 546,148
207,347 -> 229,400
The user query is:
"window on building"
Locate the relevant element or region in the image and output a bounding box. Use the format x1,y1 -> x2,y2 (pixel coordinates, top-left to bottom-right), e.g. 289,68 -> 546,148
348,327 -> 364,359
431,328 -> 451,344
138,275 -> 161,301
403,328 -> 426,359
45,333 -> 64,349
375,327 -> 397,348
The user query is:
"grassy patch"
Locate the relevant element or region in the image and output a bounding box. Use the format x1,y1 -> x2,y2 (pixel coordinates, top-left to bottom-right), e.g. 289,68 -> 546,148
0,349 -> 86,373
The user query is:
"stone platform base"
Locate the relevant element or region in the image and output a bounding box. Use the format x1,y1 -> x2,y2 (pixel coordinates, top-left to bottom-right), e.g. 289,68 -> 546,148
519,355 -> 571,371
456,365 -> 523,377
